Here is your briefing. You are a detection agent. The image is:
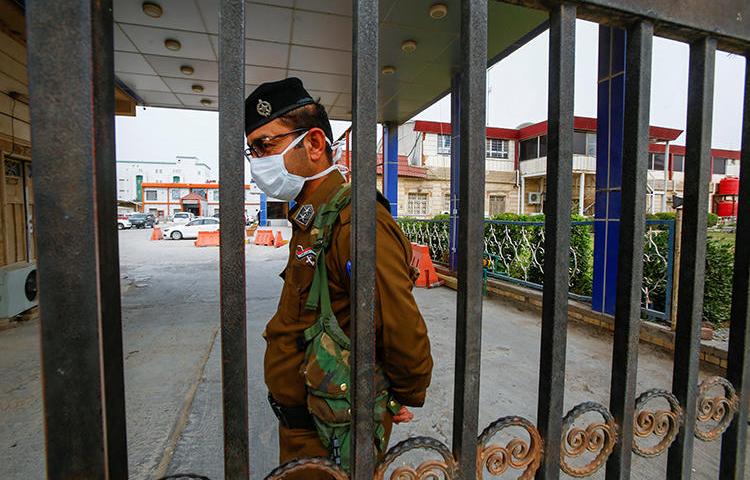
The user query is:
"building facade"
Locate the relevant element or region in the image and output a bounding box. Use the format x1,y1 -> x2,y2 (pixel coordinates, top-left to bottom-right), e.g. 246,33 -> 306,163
116,155 -> 212,204
378,118 -> 741,219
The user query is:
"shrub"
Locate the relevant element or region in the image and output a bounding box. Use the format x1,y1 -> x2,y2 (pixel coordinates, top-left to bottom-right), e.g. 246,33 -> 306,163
707,212 -> 720,228
432,213 -> 450,221
702,237 -> 734,325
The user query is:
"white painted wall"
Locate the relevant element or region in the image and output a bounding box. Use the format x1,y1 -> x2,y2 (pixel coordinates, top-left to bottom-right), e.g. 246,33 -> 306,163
116,155 -> 212,201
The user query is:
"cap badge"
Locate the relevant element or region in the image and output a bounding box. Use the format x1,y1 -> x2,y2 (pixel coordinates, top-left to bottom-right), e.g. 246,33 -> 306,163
257,99 -> 272,117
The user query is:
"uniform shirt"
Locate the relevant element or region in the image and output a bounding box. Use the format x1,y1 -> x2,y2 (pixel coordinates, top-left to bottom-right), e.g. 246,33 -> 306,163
263,171 -> 433,408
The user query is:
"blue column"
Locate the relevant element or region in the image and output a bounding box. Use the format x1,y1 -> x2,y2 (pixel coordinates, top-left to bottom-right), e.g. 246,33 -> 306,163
383,122 -> 399,217
449,72 -> 461,272
260,192 -> 268,227
592,26 -> 626,315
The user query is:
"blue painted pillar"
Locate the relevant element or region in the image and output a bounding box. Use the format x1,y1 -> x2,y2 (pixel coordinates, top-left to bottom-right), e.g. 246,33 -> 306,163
383,122 -> 399,217
449,72 -> 461,272
260,192 -> 268,227
592,26 -> 626,315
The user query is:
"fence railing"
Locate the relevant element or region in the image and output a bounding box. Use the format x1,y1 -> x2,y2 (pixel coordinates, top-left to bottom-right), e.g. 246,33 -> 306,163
398,218 -> 675,321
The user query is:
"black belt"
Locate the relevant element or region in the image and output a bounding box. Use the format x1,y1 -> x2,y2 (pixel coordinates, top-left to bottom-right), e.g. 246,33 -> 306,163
268,393 -> 315,430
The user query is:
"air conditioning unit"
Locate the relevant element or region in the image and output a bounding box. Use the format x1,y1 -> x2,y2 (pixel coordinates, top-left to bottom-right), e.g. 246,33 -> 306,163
0,262 -> 38,319
528,192 -> 543,205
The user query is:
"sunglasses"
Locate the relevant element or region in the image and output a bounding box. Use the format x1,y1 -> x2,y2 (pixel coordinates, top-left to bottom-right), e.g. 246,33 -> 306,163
244,128 -> 308,159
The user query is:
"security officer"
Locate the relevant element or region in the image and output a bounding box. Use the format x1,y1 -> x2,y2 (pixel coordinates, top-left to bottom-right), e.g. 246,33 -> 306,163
244,78 -> 433,473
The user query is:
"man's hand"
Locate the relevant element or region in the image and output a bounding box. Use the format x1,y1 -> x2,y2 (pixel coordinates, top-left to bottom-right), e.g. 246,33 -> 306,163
392,406 -> 414,424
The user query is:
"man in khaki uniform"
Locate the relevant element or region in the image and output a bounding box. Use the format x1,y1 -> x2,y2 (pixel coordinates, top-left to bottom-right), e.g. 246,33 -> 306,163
244,78 -> 433,471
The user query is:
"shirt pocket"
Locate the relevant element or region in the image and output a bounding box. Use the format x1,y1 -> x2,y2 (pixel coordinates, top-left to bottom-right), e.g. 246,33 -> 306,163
278,262 -> 317,325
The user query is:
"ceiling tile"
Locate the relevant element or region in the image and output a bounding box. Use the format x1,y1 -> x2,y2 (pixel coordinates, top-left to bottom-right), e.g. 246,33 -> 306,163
145,56 -> 218,81
244,84 -> 261,97
115,51 -> 156,75
287,70 -> 350,93
117,72 -> 171,92
248,0 -> 294,7
307,90 -> 339,107
245,66 -> 287,85
291,10 -> 351,51
299,0 -> 351,16
177,93 -> 219,109
163,78 -> 219,96
113,0 -> 207,32
114,24 -> 138,52
199,0 -> 293,44
138,90 -> 182,106
288,45 -> 350,75
328,106 -> 350,120
120,24 -> 216,60
333,93 -> 351,108
208,37 -> 289,68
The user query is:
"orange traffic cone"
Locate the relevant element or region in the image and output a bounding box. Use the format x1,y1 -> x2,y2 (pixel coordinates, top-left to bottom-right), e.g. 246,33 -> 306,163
274,231 -> 288,248
150,227 -> 162,240
410,243 -> 444,288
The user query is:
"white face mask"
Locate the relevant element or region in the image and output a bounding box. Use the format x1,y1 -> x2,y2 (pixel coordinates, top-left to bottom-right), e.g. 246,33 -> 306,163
249,130 -> 344,201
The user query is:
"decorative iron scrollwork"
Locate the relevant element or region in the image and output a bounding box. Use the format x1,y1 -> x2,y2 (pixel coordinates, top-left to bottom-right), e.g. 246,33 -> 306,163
374,436 -> 457,480
264,457 -> 348,480
632,389 -> 683,457
476,416 -> 543,479
560,402 -> 618,477
695,376 -> 740,442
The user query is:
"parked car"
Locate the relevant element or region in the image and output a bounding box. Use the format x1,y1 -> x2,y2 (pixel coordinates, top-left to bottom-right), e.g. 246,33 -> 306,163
128,213 -> 155,229
117,215 -> 131,230
162,217 -> 220,240
170,212 -> 195,225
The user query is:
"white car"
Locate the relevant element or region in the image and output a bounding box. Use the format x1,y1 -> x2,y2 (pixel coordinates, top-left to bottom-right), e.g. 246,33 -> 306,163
170,212 -> 195,224
117,216 -> 131,230
162,217 -> 219,240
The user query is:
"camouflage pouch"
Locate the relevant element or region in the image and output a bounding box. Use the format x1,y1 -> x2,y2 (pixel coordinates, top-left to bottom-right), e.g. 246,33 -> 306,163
299,184 -> 401,471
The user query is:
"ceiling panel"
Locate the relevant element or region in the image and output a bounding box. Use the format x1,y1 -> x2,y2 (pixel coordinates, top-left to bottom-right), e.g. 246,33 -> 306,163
199,0 -> 293,43
120,24 -> 216,60
207,37 -> 289,68
114,24 -> 138,52
114,0 -> 207,32
306,90 -> 339,108
245,66 -> 287,85
163,78 -> 219,96
287,70 -> 350,94
145,56 -> 219,81
115,51 -> 157,75
292,10 -> 351,51
117,72 -> 171,92
138,90 -> 182,106
177,93 -> 219,109
300,0 -> 352,16
288,45 -> 351,75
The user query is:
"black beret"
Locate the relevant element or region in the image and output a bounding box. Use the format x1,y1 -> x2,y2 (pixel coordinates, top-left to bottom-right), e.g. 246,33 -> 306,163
244,77 -> 317,136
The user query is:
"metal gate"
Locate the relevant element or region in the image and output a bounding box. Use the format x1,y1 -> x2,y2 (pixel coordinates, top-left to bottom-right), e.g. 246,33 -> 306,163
24,0 -> 750,479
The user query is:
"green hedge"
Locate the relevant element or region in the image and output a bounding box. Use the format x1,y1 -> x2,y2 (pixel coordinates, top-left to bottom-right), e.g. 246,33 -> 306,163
703,237 -> 734,325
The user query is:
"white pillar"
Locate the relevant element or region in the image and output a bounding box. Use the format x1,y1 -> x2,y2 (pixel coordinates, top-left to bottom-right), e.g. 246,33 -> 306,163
578,172 -> 585,216
663,141 -> 670,211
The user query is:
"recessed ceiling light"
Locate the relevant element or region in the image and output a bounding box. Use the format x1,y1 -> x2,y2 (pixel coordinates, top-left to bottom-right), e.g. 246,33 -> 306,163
164,38 -> 181,51
180,65 -> 194,75
200,99 -> 212,106
192,84 -> 204,93
142,2 -> 163,18
429,3 -> 448,19
401,40 -> 417,54
381,65 -> 396,75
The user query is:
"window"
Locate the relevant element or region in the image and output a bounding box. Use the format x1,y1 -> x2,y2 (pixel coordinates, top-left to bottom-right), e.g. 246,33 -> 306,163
192,188 -> 207,199
488,195 -> 505,216
672,155 -> 684,172
212,190 -> 220,201
437,134 -> 451,155
444,193 -> 451,212
171,189 -> 182,200
145,190 -> 157,201
486,139 -> 509,159
519,137 -> 539,161
713,157 -> 727,175
650,153 -> 665,171
173,176 -> 180,183
539,135 -> 547,158
407,193 -> 429,216
572,131 -> 596,156
586,133 -> 596,156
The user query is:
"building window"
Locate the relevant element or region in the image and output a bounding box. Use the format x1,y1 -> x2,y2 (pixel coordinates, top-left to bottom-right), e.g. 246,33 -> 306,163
437,134 -> 451,155
145,190 -> 157,201
713,157 -> 727,175
171,189 -> 181,200
212,190 -> 220,201
173,176 -> 180,183
538,135 -> 547,158
519,137 -> 539,161
486,138 -> 509,159
573,131 -> 597,156
650,153 -> 665,171
673,155 -> 684,172
407,193 -> 429,216
444,193 -> 451,212
488,194 -> 506,216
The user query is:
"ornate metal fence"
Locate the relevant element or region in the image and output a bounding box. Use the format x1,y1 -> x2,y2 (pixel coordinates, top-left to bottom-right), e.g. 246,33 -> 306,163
398,218 -> 675,321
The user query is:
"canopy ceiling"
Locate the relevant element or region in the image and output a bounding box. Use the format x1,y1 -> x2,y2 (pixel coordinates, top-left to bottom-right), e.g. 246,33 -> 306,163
113,0 -> 547,124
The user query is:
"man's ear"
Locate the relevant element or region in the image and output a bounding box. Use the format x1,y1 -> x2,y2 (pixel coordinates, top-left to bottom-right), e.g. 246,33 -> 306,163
305,128 -> 329,162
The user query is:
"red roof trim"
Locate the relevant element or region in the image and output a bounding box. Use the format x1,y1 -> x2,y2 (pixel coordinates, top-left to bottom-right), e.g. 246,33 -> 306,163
413,120 -> 518,140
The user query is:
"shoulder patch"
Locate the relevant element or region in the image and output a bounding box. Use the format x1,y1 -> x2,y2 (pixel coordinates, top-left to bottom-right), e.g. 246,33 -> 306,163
293,204 -> 315,228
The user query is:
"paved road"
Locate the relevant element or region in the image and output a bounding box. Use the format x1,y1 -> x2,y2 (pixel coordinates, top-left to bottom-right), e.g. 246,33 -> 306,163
2,227 -> 747,479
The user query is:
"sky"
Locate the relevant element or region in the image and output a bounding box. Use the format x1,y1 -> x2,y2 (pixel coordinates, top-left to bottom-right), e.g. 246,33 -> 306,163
115,20 -> 746,174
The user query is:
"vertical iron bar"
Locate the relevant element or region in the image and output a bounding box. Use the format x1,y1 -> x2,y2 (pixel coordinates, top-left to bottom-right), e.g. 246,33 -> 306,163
449,72 -> 461,272
605,20 -> 653,480
452,1 -> 486,478
667,36 -> 716,479
26,0 -> 107,476
719,54 -> 750,479
536,4 -> 576,479
92,0 -> 129,477
219,0 -> 249,478
350,0 -> 378,477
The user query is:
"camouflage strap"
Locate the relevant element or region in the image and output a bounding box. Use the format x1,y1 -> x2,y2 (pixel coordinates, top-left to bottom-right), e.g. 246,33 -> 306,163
303,250 -> 350,349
